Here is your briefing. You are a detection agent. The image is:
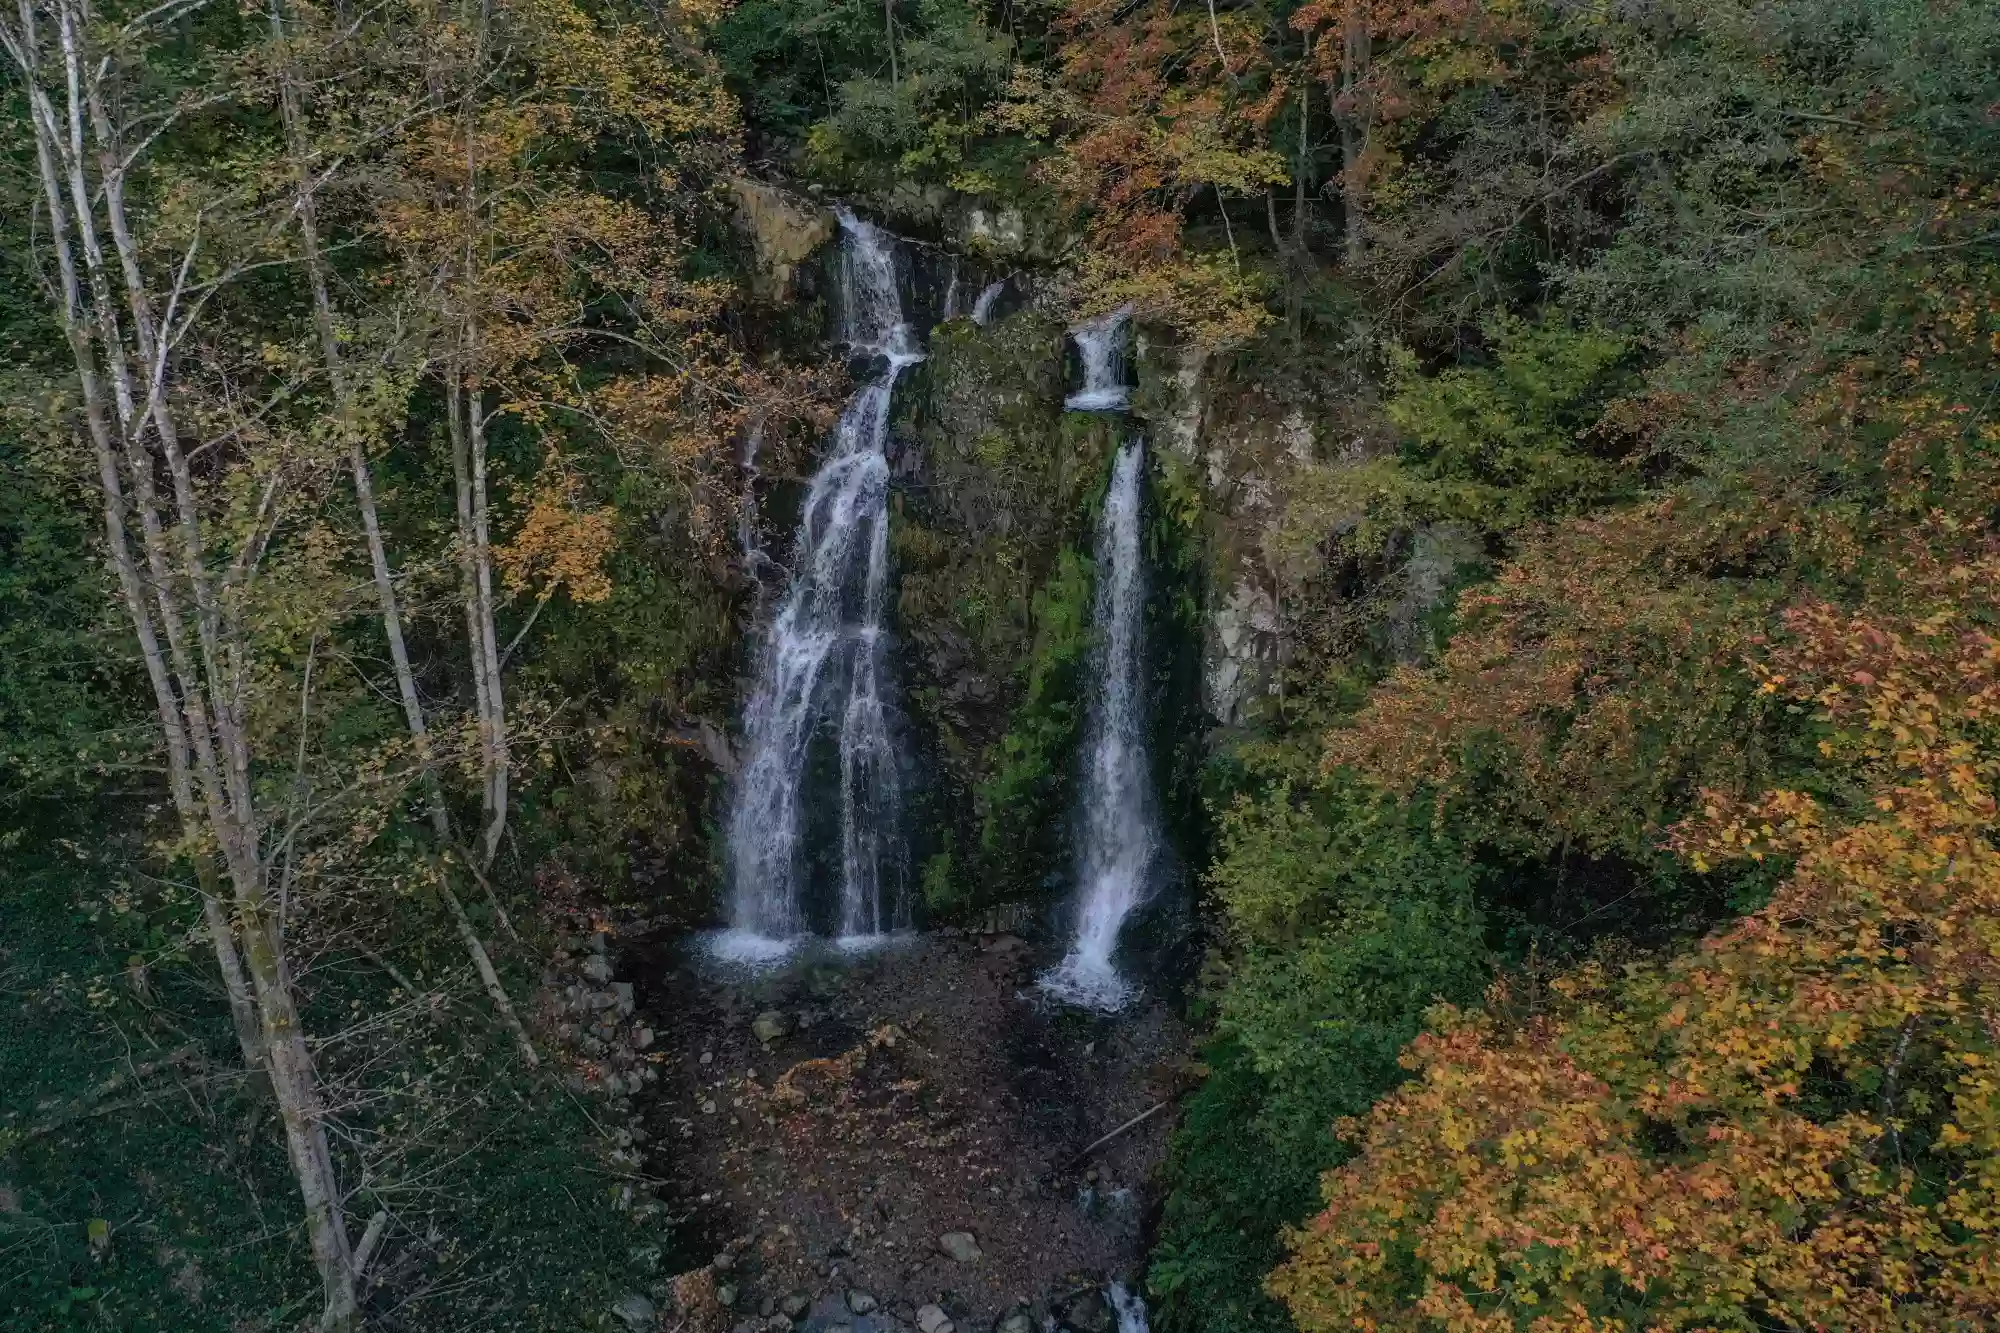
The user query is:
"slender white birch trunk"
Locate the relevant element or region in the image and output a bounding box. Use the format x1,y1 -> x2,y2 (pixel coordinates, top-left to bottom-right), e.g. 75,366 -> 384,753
4,3 -> 361,1325
269,0 -> 534,1066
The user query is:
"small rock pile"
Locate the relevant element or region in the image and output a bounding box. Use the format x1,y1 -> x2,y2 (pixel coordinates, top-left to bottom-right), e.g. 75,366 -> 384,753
532,906 -> 680,1328
542,925 -> 662,1106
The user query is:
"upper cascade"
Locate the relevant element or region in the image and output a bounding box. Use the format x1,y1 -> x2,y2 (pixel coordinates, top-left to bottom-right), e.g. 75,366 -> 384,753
719,212 -> 923,959
1065,304 -> 1134,412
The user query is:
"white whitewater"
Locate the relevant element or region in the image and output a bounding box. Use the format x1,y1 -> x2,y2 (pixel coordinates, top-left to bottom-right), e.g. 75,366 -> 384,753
971,279 -> 1007,326
1064,304 -> 1134,411
1109,1283 -> 1150,1333
1041,439 -> 1158,1009
720,211 -> 921,958
737,419 -> 774,616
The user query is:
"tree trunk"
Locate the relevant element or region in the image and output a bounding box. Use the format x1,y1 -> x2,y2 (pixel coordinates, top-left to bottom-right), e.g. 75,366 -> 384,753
884,0 -> 897,87
7,41 -> 270,1077
466,387 -> 509,867
272,0 -> 531,1062
446,373 -> 511,870
5,7 -> 361,1325
1294,80 -> 1310,253
1340,11 -> 1370,270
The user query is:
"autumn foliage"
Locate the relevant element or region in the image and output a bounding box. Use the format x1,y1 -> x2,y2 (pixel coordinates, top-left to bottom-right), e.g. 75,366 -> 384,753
1274,516 -> 2000,1329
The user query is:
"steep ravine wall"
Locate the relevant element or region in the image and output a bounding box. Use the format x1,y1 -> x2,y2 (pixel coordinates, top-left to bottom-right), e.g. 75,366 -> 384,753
725,189 -> 1482,937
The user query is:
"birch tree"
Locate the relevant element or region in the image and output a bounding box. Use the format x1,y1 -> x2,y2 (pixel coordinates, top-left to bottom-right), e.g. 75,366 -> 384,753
263,0 -> 541,1068
0,0 -> 364,1323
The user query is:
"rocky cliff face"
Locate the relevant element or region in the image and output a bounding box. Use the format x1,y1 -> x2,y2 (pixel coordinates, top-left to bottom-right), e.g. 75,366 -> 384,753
1133,334 -> 1484,736
889,305 -> 1119,917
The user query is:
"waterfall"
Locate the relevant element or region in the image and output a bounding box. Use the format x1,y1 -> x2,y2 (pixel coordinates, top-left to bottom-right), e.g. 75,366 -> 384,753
971,279 -> 1007,326
942,259 -> 962,322
1109,1283 -> 1150,1333
1041,439 -> 1158,1009
738,418 -> 774,617
720,211 -> 921,958
1064,304 -> 1134,412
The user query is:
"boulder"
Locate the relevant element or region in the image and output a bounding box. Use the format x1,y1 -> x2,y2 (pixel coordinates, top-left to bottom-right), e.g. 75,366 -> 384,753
1063,1290 -> 1113,1333
996,1314 -> 1034,1333
963,206 -> 1027,255
846,1288 -> 879,1316
612,1293 -> 657,1331
752,1010 -> 792,1043
582,955 -> 613,984
917,1305 -> 954,1333
729,178 -> 836,301
937,1231 -> 982,1263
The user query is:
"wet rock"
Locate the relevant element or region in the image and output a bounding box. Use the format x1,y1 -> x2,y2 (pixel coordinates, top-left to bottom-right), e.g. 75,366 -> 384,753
1063,1290 -> 1113,1333
634,1025 -> 655,1049
613,982 -> 635,1014
846,1288 -> 879,1315
582,955 -> 613,984
752,1010 -> 792,1043
611,1293 -> 656,1331
917,1305 -> 954,1333
781,1292 -> 813,1319
717,1282 -> 739,1308
714,1251 -> 736,1272
938,1232 -> 982,1263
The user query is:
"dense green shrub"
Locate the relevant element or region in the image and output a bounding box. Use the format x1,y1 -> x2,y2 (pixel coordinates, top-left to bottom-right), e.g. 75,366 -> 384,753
1150,780 -> 1489,1333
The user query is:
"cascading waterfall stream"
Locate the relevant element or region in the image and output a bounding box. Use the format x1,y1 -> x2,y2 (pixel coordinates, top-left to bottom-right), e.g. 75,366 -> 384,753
719,211 -> 921,959
1064,304 -> 1134,411
971,279 -> 1007,326
1041,438 -> 1159,1010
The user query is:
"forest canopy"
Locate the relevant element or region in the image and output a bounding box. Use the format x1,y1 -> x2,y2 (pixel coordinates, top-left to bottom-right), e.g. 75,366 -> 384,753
3,0 -> 1998,1330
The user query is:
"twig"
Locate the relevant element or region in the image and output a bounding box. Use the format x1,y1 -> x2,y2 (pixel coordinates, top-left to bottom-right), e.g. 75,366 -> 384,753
353,1209 -> 391,1282
353,943 -> 423,999
21,1044 -> 211,1140
1064,1100 -> 1168,1170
